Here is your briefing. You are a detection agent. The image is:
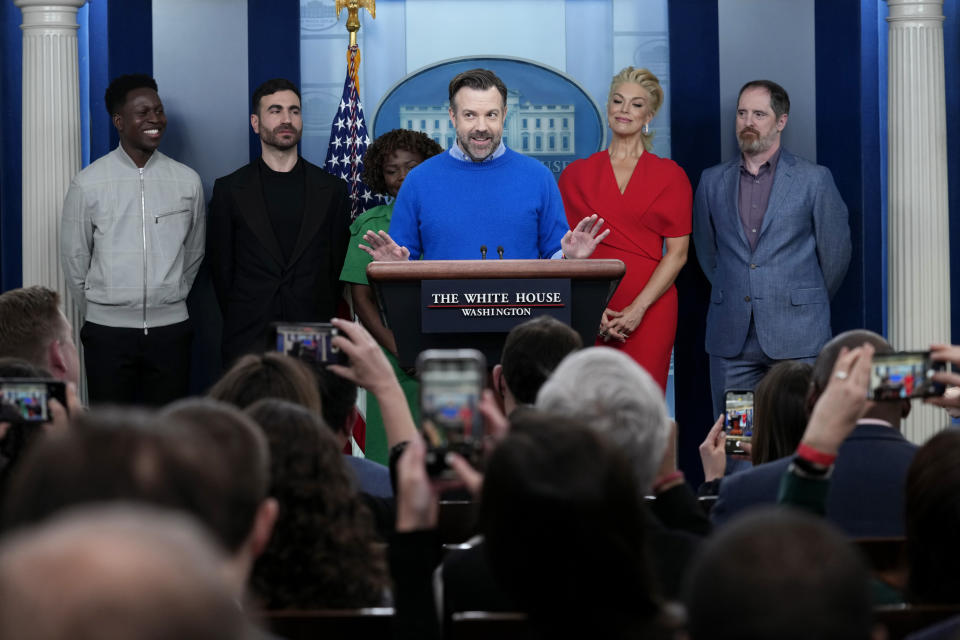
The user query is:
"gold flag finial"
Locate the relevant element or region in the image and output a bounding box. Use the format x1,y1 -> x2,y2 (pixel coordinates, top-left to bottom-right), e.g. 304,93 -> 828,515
335,0 -> 376,48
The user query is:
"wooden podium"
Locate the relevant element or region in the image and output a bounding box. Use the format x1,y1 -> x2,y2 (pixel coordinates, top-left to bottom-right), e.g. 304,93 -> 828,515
366,259 -> 625,368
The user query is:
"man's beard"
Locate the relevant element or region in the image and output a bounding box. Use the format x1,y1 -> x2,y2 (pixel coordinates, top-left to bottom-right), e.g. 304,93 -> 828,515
261,126 -> 301,151
737,127 -> 776,155
458,129 -> 499,162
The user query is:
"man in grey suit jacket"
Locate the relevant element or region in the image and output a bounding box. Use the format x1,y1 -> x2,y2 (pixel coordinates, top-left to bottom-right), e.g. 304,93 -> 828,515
693,80 -> 851,417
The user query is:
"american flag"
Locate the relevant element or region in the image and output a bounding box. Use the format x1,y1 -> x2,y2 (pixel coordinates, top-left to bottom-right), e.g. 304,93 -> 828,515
324,44 -> 384,220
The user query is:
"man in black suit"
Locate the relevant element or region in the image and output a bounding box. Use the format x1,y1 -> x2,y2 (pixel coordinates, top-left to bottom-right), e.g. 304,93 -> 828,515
207,78 -> 350,367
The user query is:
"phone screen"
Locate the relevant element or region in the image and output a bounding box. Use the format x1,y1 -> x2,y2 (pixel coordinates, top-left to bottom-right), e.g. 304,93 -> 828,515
272,323 -> 343,368
418,350 -> 486,475
0,381 -> 51,422
869,352 -> 945,400
724,390 -> 754,454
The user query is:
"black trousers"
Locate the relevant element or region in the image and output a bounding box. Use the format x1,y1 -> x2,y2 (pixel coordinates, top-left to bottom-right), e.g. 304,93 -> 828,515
81,319 -> 193,407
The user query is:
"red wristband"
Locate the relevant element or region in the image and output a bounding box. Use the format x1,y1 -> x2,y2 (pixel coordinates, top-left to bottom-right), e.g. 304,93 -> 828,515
652,470 -> 684,493
796,443 -> 837,467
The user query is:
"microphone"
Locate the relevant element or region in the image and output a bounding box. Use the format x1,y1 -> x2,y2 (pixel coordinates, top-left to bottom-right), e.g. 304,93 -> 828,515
497,246 -> 504,259
480,245 -> 487,260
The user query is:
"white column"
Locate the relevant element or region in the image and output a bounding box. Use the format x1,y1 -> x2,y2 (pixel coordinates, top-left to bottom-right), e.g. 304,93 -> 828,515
14,0 -> 86,381
886,0 -> 952,443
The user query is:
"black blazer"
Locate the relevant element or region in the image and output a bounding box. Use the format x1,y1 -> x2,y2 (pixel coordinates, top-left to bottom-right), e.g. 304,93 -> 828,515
207,158 -> 350,366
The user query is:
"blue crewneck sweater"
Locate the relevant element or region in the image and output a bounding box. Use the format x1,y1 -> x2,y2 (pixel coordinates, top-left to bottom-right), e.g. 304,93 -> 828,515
388,147 -> 568,260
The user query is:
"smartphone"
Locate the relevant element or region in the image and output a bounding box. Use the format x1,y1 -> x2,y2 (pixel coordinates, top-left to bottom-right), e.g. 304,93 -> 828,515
417,349 -> 486,477
269,322 -> 346,369
0,378 -> 67,424
868,351 -> 946,401
724,389 -> 754,455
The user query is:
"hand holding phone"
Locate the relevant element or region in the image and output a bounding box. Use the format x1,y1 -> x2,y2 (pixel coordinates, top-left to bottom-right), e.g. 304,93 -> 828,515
868,351 -> 945,400
724,390 -> 754,455
0,379 -> 67,424
269,322 -> 346,370
417,349 -> 486,477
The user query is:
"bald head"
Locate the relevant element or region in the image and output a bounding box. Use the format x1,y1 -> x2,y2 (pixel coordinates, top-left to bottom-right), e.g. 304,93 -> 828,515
812,330 -> 892,396
809,330 -> 906,425
0,505 -> 246,640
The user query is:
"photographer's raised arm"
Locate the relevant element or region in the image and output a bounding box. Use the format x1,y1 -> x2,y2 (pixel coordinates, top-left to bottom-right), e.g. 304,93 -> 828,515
328,318 -> 418,448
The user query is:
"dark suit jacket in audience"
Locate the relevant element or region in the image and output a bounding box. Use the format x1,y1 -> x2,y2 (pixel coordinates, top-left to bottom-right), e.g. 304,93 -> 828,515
712,421 -> 918,536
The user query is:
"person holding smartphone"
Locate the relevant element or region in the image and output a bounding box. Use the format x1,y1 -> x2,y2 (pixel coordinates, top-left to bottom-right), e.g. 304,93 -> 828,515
712,330 -> 917,537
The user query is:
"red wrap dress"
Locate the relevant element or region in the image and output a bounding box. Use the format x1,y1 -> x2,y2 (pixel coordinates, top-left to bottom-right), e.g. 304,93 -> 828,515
559,151 -> 692,390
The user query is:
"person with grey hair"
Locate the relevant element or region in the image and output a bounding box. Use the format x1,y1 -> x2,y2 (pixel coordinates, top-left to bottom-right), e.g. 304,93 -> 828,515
536,346 -> 670,492
0,505 -> 246,640
443,347 -> 706,616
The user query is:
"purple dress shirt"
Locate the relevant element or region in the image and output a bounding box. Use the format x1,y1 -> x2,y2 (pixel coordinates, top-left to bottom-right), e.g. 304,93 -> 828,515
738,148 -> 781,251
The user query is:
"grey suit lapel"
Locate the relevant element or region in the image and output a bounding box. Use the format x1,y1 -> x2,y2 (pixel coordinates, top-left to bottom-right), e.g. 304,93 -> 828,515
723,162 -> 751,250
758,149 -> 796,240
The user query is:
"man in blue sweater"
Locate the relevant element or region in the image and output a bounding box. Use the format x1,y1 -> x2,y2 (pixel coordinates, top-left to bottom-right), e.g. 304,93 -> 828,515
360,69 -> 607,261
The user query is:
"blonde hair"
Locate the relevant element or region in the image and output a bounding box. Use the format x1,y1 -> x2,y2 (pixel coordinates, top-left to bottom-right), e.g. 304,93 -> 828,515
608,67 -> 663,151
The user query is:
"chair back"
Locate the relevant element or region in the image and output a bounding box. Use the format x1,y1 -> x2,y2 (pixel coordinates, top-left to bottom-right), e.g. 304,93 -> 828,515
260,607 -> 394,640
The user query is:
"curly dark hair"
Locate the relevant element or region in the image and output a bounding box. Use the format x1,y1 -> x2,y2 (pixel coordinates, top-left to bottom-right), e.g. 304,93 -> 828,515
244,399 -> 388,609
361,129 -> 443,196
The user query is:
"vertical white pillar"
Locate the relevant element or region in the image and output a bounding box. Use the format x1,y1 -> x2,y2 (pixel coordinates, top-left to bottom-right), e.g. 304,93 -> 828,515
886,0 -> 952,443
14,0 -> 86,382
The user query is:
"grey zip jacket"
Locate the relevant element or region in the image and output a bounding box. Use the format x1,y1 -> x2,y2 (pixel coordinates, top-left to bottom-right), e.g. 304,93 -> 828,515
60,145 -> 205,331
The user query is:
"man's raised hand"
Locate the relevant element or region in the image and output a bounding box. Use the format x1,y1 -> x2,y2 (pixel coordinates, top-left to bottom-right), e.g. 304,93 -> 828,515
561,214 -> 610,259
359,230 -> 411,262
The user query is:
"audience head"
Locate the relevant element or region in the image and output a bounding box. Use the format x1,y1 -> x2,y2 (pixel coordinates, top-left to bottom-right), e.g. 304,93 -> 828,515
208,352 -> 321,413
751,360 -> 813,465
536,347 -> 669,492
493,316 -> 582,414
905,428 -> 960,603
314,366 -> 357,448
2,406 -> 267,592
361,129 -> 443,197
0,505 -> 245,640
481,412 -> 662,637
159,398 -> 277,563
0,287 -> 79,386
810,330 -> 905,426
244,399 -> 387,608
684,508 -> 874,640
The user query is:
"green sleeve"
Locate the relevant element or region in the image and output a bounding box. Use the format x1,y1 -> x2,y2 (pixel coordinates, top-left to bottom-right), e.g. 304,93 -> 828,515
777,463 -> 830,516
340,204 -> 394,285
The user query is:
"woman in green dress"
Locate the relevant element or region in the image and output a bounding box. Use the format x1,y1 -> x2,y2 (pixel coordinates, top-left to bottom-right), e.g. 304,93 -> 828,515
340,130 -> 443,463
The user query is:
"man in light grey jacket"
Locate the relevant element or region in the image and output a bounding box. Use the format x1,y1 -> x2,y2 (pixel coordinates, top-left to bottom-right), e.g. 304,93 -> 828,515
60,74 -> 204,406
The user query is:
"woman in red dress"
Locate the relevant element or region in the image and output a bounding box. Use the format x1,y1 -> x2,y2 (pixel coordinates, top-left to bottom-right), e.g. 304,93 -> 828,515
559,67 -> 692,391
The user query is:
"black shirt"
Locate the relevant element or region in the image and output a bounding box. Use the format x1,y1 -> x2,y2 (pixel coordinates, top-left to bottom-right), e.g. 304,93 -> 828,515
259,157 -> 305,263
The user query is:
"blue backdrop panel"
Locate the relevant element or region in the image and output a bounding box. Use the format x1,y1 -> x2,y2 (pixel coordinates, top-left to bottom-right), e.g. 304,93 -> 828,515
248,0 -> 300,162
815,0 -> 879,335
0,2 -> 23,291
669,0 -> 722,487
946,0 -> 960,343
